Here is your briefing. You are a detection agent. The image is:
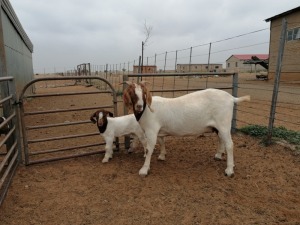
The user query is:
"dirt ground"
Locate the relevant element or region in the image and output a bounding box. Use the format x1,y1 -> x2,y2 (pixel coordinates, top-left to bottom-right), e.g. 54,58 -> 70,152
0,77 -> 300,225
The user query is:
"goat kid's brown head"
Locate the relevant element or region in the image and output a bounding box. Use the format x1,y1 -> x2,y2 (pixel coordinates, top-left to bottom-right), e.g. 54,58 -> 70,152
90,110 -> 113,127
123,81 -> 153,114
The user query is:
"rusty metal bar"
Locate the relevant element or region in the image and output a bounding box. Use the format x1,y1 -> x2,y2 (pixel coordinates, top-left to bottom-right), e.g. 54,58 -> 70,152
29,142 -> 105,156
128,72 -> 234,77
0,125 -> 15,148
0,153 -> 18,206
0,150 -> 19,189
24,104 -> 114,116
0,141 -> 17,173
0,76 -> 14,82
0,111 -> 15,130
26,120 -> 91,130
28,132 -> 99,144
0,76 -> 20,207
0,94 -> 13,105
27,150 -> 106,165
19,76 -> 117,101
24,90 -> 112,98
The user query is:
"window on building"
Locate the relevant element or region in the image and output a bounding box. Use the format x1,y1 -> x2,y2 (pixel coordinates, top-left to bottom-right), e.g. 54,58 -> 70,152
227,63 -> 230,68
215,66 -> 219,69
235,62 -> 238,67
205,66 -> 208,69
287,27 -> 300,41
195,66 -> 197,69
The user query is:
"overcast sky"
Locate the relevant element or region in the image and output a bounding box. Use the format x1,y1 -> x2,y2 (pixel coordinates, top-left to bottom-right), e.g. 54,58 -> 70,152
9,0 -> 300,73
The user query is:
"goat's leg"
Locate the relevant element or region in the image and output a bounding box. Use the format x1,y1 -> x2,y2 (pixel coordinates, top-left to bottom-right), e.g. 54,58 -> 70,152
128,134 -> 139,153
157,137 -> 166,161
214,136 -> 225,161
139,133 -> 157,176
219,131 -> 234,177
135,132 -> 148,157
102,139 -> 114,163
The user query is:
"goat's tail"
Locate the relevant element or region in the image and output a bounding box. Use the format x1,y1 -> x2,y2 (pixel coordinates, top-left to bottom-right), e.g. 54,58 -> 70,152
234,95 -> 250,104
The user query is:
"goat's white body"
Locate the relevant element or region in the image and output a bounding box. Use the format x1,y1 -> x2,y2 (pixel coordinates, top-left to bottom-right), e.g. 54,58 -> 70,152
135,88 -> 250,176
100,114 -> 147,163
142,90 -> 240,136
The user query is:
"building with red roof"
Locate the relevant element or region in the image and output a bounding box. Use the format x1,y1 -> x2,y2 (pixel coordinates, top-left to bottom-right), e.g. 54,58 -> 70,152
226,54 -> 269,73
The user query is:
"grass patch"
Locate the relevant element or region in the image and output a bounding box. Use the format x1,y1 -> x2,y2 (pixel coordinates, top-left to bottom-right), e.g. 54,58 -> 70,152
239,125 -> 300,146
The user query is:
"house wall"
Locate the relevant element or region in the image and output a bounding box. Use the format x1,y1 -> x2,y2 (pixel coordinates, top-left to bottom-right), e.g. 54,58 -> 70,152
133,66 -> 157,73
176,64 -> 223,73
268,9 -> 300,81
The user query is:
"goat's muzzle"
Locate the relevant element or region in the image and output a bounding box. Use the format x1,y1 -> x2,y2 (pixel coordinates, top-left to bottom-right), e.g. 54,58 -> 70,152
135,104 -> 144,113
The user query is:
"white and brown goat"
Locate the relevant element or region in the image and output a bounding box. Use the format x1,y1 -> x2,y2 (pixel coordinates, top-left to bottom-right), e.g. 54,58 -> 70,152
90,109 -> 150,163
123,82 -> 250,177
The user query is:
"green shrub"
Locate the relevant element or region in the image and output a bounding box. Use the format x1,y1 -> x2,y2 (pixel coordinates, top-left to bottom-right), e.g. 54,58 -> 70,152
239,125 -> 300,145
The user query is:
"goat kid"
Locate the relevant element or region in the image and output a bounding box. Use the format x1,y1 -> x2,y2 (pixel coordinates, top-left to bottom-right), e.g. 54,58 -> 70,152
123,82 -> 250,177
90,109 -> 149,163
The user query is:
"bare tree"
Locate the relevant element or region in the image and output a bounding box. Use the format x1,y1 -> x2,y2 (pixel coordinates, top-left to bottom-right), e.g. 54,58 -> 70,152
141,20 -> 153,74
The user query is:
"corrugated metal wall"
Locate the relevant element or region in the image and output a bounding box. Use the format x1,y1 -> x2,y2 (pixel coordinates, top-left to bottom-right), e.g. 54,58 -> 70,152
0,0 -> 34,96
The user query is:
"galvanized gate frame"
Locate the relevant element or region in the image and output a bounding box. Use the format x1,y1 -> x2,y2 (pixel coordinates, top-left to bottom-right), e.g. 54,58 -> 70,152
19,76 -> 118,165
0,76 -> 21,206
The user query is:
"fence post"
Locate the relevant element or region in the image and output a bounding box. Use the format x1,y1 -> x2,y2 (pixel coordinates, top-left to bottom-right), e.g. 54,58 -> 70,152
123,75 -> 131,149
267,18 -> 287,145
206,42 -> 212,88
231,73 -> 238,133
163,51 -> 167,72
8,78 -> 22,162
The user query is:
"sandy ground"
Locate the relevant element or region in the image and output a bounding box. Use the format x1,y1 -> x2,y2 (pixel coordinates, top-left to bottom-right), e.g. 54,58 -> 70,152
0,76 -> 300,225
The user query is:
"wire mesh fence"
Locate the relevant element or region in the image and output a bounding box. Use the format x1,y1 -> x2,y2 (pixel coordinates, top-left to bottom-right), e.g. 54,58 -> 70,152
44,21 -> 299,140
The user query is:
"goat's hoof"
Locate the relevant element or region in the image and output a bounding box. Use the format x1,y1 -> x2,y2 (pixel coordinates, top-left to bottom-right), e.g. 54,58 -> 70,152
158,155 -> 166,161
224,168 -> 234,177
102,157 -> 111,163
214,153 -> 225,161
225,172 -> 235,178
139,167 -> 149,176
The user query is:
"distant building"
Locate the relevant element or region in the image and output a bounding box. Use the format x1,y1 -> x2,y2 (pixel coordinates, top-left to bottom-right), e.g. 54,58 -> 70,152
226,54 -> 269,73
265,6 -> 300,81
133,65 -> 157,74
176,64 -> 223,73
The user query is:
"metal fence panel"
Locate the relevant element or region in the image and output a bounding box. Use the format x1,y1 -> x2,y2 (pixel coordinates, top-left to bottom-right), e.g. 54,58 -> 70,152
19,76 -> 118,165
0,76 -> 21,206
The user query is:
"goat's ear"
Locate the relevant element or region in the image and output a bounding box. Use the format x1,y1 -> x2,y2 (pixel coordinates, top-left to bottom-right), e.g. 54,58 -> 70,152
123,89 -> 133,110
90,112 -> 97,124
144,86 -> 154,112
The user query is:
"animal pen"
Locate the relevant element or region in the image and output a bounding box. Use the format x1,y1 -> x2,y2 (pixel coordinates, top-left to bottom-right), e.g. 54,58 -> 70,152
0,70 -> 299,208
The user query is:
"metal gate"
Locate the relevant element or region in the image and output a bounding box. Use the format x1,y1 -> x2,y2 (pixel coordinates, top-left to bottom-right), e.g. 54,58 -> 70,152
19,76 -> 118,165
0,76 -> 21,206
